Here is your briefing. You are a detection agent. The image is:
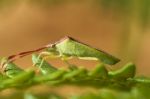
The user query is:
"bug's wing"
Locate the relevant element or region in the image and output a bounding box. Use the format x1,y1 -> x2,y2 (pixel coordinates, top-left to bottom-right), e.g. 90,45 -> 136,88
55,37 -> 120,65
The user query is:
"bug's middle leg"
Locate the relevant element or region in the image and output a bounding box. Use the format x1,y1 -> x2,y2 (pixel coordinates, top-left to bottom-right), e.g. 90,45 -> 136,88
61,55 -> 78,70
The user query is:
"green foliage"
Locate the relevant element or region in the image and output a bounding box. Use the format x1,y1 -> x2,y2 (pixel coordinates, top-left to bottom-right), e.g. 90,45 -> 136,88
0,53 -> 150,99
3,62 -> 23,78
0,37 -> 150,99
108,63 -> 136,80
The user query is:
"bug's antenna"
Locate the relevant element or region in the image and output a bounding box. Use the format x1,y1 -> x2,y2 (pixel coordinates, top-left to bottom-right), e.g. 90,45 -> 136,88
3,36 -> 72,65
7,46 -> 48,63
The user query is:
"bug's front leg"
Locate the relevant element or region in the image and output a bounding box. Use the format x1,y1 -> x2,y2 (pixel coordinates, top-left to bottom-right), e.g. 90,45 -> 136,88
33,51 -> 60,69
32,53 -> 58,75
34,51 -> 77,70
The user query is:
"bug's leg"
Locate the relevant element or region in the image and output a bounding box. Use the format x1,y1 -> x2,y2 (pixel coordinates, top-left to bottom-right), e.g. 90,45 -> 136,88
32,54 -> 58,75
32,51 -> 51,66
33,51 -> 59,68
64,60 -> 78,70
61,56 -> 77,70
106,65 -> 113,71
32,52 -> 51,74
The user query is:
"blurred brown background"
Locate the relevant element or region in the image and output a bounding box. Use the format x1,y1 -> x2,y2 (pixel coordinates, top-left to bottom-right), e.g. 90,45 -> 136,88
0,0 -> 150,75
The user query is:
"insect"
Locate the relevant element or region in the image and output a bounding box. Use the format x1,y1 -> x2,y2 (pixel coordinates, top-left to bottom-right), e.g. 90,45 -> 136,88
1,36 -> 120,71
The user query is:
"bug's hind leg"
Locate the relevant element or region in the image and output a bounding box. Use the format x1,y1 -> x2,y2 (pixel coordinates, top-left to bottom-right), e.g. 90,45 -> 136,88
64,60 -> 78,70
61,56 -> 78,70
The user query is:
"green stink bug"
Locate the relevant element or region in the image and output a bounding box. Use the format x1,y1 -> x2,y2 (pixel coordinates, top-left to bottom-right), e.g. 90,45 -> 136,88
5,36 -> 120,66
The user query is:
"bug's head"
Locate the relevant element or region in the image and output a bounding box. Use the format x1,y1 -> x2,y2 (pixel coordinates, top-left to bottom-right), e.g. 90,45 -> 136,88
46,44 -> 59,55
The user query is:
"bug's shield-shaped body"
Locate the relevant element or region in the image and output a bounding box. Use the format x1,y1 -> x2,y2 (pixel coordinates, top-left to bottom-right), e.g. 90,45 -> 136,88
49,37 -> 120,65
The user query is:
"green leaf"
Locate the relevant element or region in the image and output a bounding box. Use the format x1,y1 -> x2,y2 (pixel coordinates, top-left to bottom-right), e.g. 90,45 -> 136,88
33,69 -> 66,83
0,70 -> 35,88
3,62 -> 23,78
88,63 -> 108,79
63,67 -> 87,80
108,62 -> 136,80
